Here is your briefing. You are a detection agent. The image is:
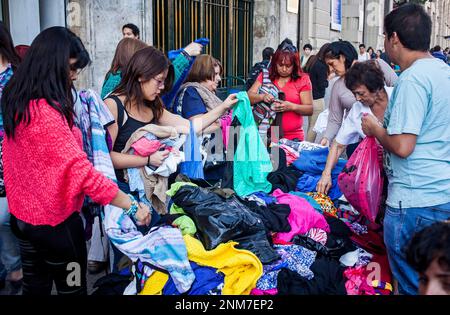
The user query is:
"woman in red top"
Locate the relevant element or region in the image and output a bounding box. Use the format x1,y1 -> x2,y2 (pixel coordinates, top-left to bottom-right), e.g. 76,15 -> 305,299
0,27 -> 150,295
248,39 -> 313,141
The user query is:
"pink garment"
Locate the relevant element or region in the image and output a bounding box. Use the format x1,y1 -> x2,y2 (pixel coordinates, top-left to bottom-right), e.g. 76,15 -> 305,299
250,288 -> 278,295
272,189 -> 330,243
344,266 -> 376,295
221,111 -> 233,148
131,138 -> 162,156
306,228 -> 327,245
279,144 -> 299,165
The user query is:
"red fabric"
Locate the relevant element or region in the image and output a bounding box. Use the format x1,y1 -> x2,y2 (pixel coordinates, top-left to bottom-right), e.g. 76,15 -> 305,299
3,99 -> 119,226
257,73 -> 312,140
351,231 -> 393,295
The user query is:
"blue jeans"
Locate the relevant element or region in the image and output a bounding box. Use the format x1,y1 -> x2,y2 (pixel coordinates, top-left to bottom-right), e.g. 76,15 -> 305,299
0,198 -> 21,281
384,201 -> 450,295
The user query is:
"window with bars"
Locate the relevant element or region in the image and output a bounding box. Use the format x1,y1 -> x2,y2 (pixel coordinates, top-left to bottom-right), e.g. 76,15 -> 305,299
153,0 -> 253,94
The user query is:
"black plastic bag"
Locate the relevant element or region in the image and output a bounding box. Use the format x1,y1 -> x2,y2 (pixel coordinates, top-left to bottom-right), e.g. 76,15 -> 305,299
171,185 -> 279,264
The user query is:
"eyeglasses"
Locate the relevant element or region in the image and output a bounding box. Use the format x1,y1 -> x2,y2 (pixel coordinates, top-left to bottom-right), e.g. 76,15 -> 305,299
152,77 -> 165,87
69,64 -> 83,75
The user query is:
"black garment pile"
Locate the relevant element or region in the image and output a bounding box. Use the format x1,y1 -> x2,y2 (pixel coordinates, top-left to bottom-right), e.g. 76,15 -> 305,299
170,184 -> 280,264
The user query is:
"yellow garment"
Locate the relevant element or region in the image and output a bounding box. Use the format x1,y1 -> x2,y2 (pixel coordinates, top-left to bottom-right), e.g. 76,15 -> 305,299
140,271 -> 169,295
183,235 -> 263,295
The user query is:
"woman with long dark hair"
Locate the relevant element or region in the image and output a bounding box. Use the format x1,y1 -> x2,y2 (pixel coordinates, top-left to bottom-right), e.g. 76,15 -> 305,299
0,21 -> 22,295
248,39 -> 313,142
1,27 -> 151,295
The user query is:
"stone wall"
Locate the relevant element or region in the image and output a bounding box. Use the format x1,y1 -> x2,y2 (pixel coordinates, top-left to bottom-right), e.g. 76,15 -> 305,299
68,0 -> 152,92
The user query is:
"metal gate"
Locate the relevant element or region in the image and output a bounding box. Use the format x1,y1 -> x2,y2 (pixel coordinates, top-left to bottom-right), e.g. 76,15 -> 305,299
153,0 -> 253,92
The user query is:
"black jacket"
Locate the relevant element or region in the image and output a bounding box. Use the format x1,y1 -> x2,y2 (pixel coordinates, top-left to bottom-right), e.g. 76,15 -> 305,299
309,60 -> 328,100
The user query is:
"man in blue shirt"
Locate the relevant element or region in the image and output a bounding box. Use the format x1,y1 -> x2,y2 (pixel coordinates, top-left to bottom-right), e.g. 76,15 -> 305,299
362,4 -> 450,295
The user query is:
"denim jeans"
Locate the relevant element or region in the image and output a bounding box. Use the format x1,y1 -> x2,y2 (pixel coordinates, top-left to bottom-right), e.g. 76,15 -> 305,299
383,201 -> 450,295
0,197 -> 21,281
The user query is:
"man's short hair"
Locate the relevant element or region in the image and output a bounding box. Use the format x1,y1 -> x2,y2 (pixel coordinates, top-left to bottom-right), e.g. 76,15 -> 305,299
262,47 -> 274,61
359,43 -> 366,49
406,220 -> 450,274
122,23 -> 140,37
303,44 -> 312,51
384,3 -> 431,52
344,60 -> 384,93
433,45 -> 441,52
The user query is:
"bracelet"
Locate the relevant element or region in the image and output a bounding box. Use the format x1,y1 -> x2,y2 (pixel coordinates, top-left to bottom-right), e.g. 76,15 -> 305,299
123,194 -> 138,218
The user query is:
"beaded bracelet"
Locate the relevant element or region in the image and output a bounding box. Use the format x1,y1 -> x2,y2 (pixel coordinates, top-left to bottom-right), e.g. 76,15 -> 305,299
123,194 -> 139,219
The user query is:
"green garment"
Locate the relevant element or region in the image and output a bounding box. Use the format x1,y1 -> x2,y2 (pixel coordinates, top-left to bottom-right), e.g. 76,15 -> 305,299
101,71 -> 122,99
171,53 -> 190,82
166,181 -> 198,236
171,207 -> 197,236
166,181 -> 197,197
289,191 -> 323,214
233,92 -> 272,197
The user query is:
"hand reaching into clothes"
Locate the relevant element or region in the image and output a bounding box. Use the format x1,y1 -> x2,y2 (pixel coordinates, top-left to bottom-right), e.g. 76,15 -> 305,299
316,173 -> 332,195
148,149 -> 170,167
222,93 -> 239,110
135,203 -> 151,226
183,42 -> 203,57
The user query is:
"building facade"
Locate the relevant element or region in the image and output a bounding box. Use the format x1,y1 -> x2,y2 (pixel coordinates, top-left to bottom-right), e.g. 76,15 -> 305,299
1,0 -> 446,92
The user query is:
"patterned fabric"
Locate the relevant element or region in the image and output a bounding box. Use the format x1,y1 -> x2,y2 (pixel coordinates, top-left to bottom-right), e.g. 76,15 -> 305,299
307,192 -> 338,217
75,89 -> 116,181
104,207 -> 195,294
347,222 -> 368,235
74,89 -> 117,217
256,244 -> 316,291
306,228 -> 328,245
252,68 -> 279,135
344,266 -> 376,295
0,64 -> 13,126
278,139 -> 325,153
0,65 -> 13,196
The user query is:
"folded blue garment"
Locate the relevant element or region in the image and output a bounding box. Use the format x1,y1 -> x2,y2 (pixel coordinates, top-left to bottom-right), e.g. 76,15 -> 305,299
292,147 -> 347,176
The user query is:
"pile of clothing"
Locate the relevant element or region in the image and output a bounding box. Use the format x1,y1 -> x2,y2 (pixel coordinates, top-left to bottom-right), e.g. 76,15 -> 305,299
83,91 -> 392,296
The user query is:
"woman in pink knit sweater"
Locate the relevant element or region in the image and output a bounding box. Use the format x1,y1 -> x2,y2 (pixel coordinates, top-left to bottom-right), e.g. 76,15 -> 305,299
0,27 -> 150,295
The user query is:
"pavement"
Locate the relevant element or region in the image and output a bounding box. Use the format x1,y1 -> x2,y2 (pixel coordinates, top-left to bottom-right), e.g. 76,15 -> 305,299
0,268 -> 107,295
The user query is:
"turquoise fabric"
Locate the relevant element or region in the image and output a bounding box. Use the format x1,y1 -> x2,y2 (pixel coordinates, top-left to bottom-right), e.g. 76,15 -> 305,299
101,71 -> 122,99
233,92 -> 272,196
289,191 -> 323,214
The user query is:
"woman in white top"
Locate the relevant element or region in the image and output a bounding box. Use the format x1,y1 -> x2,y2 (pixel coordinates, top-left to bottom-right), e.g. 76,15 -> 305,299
317,61 -> 392,194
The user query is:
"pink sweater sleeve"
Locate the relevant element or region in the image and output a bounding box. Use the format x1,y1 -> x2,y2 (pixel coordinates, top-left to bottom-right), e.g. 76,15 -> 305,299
29,102 -> 119,205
